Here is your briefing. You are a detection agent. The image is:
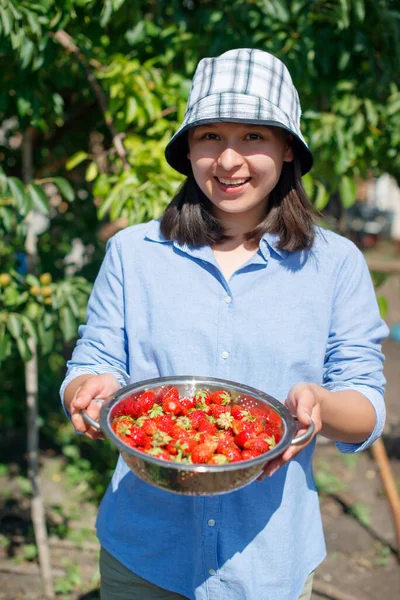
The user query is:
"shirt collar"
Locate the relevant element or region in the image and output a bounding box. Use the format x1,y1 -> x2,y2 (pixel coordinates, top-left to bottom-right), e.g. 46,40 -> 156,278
145,219 -> 287,260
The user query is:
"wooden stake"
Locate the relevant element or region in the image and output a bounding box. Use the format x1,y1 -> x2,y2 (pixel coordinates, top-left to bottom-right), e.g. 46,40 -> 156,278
370,437 -> 400,562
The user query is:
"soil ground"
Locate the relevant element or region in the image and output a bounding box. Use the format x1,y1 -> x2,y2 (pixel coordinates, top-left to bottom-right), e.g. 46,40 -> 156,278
1,252 -> 400,600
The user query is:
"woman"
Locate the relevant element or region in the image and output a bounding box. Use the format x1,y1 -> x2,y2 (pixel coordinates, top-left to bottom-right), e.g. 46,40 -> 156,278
61,48 -> 387,599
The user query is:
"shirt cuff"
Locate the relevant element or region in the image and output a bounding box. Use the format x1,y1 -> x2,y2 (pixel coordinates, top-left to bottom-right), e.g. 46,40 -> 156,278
60,366 -> 129,422
321,383 -> 386,453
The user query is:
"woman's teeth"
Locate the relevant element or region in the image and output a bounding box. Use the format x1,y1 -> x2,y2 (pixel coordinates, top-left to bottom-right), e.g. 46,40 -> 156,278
217,178 -> 249,186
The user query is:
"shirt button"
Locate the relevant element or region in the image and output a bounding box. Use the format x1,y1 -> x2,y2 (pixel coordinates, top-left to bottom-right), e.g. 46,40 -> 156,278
221,351 -> 229,359
224,296 -> 232,304
208,569 -> 217,576
208,519 -> 215,527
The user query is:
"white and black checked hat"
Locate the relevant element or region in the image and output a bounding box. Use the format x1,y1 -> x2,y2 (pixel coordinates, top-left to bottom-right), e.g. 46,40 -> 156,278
165,48 -> 313,175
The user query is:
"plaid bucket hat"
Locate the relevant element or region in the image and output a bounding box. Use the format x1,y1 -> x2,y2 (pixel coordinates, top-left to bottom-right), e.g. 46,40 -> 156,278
165,48 -> 313,175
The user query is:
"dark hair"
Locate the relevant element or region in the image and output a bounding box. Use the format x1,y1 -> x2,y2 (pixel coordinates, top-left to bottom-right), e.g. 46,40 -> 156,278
160,158 -> 315,252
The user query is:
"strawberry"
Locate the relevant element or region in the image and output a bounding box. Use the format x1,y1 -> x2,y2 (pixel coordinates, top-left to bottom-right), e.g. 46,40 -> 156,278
127,426 -> 147,447
241,450 -> 261,461
155,414 -> 175,435
151,430 -> 172,447
120,397 -> 142,419
176,437 -> 197,455
211,404 -> 230,419
192,443 -> 215,464
198,420 -> 218,435
208,454 -> 229,465
146,447 -> 171,461
180,397 -> 194,415
188,409 -> 208,430
208,390 -> 231,405
234,430 -> 255,448
142,419 -> 158,436
231,405 -> 250,420
231,420 -> 256,436
193,389 -> 211,405
162,387 -> 182,415
138,390 -> 156,413
221,444 -> 242,462
166,442 -> 179,455
113,416 -> 135,437
216,412 -> 234,430
243,435 -> 273,454
148,403 -> 164,419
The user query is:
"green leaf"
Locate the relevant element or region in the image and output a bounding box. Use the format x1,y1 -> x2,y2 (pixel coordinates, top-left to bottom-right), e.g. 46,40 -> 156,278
302,173 -> 313,198
38,322 -> 54,354
52,177 -> 75,202
125,96 -> 138,124
21,315 -> 38,343
28,184 -> 50,215
0,326 -> 11,362
8,177 -> 30,214
376,295 -> 388,319
66,151 -> 88,171
314,182 -> 330,211
0,207 -> 14,232
339,176 -> 356,208
6,314 -> 22,338
60,306 -> 77,342
0,7 -> 13,36
3,286 -> 20,307
85,162 -> 98,182
16,336 -> 32,362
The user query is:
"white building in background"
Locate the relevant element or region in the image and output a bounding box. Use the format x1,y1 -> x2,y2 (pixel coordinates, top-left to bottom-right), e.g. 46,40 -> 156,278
368,174 -> 400,243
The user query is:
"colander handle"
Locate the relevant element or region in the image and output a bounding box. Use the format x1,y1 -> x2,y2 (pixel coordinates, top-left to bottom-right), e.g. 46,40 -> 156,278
290,416 -> 315,446
80,398 -> 105,431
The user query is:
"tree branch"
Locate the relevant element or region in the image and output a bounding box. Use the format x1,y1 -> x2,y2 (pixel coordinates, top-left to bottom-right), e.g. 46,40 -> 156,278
51,30 -> 130,170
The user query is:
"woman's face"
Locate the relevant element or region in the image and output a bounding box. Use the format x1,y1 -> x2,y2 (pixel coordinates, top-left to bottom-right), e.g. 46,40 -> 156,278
188,122 -> 293,225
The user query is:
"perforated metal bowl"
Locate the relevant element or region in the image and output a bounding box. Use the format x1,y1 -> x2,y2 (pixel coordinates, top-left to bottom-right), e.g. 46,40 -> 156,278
82,376 -> 314,496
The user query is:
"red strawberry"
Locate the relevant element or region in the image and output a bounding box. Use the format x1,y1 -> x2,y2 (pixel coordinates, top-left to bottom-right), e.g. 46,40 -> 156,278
208,454 -> 229,465
180,397 -> 194,415
216,412 -> 234,431
231,420 -> 256,436
176,437 -> 197,455
113,416 -> 135,437
221,444 -> 242,462
146,447 -> 171,461
198,420 -> 218,435
208,390 -> 231,405
193,389 -> 211,405
155,414 -> 175,435
231,405 -> 250,420
243,436 -> 272,454
211,404 -> 230,419
188,409 -> 208,430
162,387 -> 182,415
241,450 -> 261,461
192,443 -> 216,464
127,426 -> 147,447
142,419 -> 158,436
120,397 -> 142,419
138,390 -> 156,413
234,430 -> 255,448
151,430 -> 172,447
166,442 -> 179,455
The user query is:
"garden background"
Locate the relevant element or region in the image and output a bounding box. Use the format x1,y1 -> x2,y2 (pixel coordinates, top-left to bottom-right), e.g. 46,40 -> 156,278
0,1 -> 400,598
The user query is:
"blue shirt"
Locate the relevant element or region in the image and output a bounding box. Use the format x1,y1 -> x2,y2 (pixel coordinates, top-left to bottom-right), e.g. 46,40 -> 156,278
61,219 -> 387,600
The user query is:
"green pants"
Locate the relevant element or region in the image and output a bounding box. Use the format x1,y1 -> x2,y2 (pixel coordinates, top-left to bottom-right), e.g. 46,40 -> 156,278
100,547 -> 314,600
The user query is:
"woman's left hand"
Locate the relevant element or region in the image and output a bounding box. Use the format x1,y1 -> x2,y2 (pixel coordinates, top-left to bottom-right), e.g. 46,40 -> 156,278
258,382 -> 323,481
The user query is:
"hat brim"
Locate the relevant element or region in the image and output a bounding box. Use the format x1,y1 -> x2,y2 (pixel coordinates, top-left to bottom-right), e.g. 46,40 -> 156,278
165,93 -> 313,176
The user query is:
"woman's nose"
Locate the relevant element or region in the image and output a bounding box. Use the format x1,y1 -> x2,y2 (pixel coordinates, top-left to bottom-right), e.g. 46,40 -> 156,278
216,146 -> 244,171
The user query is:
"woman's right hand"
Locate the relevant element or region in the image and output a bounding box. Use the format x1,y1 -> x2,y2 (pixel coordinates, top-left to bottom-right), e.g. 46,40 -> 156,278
70,374 -> 122,439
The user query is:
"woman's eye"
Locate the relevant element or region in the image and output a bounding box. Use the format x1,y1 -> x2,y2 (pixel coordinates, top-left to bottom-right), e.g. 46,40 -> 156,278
202,133 -> 219,140
246,133 -> 263,140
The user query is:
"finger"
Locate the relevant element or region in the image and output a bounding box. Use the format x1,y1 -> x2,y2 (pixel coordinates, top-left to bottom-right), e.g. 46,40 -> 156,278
257,457 -> 285,481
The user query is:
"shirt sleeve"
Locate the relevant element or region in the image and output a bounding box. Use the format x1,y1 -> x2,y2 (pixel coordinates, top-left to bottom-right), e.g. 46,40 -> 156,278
322,243 -> 389,453
59,234 -> 130,419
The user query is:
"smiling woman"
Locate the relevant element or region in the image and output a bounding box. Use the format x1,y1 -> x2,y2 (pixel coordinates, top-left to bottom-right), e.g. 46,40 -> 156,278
61,48 -> 388,600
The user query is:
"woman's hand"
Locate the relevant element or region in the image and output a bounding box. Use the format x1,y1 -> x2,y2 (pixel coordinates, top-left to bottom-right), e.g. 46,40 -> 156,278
258,382 -> 322,481
70,374 -> 122,440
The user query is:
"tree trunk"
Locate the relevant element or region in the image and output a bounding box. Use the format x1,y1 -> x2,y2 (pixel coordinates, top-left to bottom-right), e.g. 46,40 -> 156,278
23,127 -> 55,599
